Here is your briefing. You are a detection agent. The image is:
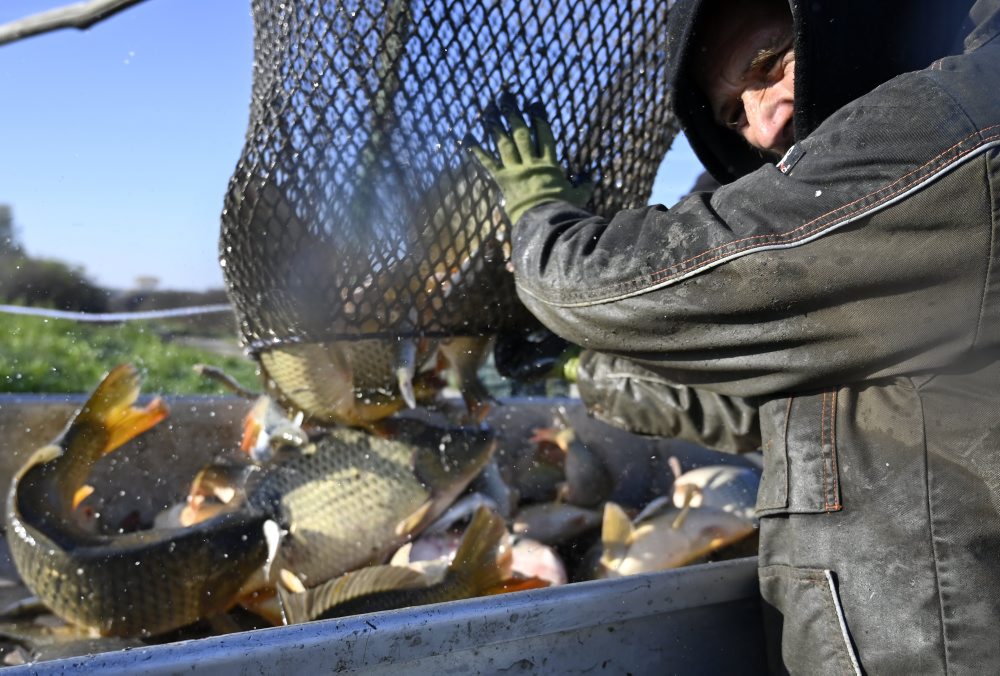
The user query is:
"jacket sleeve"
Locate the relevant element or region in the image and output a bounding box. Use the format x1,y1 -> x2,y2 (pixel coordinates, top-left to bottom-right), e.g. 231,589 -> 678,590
576,350 -> 760,454
510,67 -> 998,398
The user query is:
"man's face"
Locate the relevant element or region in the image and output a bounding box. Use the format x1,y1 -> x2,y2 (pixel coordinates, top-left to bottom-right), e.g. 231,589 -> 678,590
694,1 -> 795,158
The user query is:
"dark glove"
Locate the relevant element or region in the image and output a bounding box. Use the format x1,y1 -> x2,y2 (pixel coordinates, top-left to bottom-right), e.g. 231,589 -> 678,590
465,92 -> 592,225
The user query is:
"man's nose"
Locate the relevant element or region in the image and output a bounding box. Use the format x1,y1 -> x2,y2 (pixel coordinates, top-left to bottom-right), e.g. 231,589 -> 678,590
741,89 -> 786,153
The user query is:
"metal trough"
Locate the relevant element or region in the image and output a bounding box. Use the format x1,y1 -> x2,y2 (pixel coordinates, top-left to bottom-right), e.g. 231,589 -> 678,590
13,558 -> 766,675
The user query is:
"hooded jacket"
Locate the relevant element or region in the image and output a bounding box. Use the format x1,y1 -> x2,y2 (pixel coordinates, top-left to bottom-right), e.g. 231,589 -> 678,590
512,0 -> 1000,672
670,0 -> 980,183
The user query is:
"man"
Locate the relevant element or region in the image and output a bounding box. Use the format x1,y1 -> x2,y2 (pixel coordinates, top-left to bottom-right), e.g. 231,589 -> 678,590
467,0 -> 1000,673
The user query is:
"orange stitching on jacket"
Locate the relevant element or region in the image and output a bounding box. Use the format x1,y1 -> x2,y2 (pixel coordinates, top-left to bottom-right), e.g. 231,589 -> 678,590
828,389 -> 842,511
528,129 -> 1000,305
635,138 -> 1000,289
783,396 -> 794,508
821,390 -> 829,510
638,127 -> 1000,282
544,127 -> 1000,304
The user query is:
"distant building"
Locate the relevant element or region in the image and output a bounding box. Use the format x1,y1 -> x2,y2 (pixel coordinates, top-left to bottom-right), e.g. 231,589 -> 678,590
133,276 -> 160,291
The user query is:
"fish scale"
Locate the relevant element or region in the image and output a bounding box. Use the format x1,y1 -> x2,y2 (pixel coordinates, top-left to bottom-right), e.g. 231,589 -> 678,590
247,423 -> 494,587
259,340 -> 440,427
5,365 -> 272,637
9,465 -> 268,637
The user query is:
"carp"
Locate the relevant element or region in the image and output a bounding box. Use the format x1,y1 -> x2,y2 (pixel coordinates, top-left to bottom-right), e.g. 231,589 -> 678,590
247,416 -> 496,588
5,365 -> 272,637
252,161 -> 501,429
671,464 -> 761,522
598,500 -> 755,578
279,506 -> 517,622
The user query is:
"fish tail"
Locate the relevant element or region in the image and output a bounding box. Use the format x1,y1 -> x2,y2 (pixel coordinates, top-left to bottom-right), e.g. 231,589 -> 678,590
445,506 -> 508,594
77,364 -> 168,455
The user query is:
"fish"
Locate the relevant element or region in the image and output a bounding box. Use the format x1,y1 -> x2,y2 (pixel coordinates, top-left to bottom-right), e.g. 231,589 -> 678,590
436,336 -> 496,421
530,423 -> 612,508
510,537 -> 567,587
421,492 -> 500,535
598,500 -> 755,578
240,395 -> 310,463
253,157 -> 502,430
5,365 -> 272,637
469,459 -> 519,520
512,502 -> 603,546
671,464 -> 761,522
245,416 -> 496,588
389,532 -> 462,580
260,333 -> 495,429
388,492 -> 499,577
154,463 -> 258,529
278,506 -> 512,623
258,339 -> 444,429
511,431 -> 567,504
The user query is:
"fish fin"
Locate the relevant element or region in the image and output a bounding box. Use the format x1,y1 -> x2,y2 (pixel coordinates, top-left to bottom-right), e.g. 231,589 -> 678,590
103,395 -> 168,455
261,519 -> 283,581
76,365 -> 168,455
71,484 -> 94,509
668,456 -> 683,480
482,576 -> 550,596
395,499 -> 434,537
280,565 -> 428,625
409,428 -> 496,497
279,568 -> 306,594
213,485 -> 237,504
237,588 -> 284,626
389,542 -> 413,566
240,406 -> 265,455
0,595 -> 48,621
444,506 -> 508,594
460,381 -> 495,423
674,484 -> 699,510
671,501 -> 693,530
634,495 -> 674,523
602,502 -> 635,546
600,502 -> 634,572
190,463 -> 251,504
395,339 -> 418,409
397,368 -> 417,410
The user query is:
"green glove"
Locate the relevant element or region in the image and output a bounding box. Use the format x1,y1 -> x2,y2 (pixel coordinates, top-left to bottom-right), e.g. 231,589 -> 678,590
550,346 -> 582,383
465,92 -> 592,225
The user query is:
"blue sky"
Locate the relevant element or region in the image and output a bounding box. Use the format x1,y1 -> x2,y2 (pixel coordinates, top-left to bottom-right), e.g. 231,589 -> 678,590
0,0 -> 703,291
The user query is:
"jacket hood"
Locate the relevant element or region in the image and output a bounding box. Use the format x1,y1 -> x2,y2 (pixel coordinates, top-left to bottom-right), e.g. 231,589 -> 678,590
667,0 -> 987,183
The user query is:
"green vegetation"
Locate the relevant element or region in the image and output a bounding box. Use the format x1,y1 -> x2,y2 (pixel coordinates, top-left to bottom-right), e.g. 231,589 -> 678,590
0,315 -> 259,395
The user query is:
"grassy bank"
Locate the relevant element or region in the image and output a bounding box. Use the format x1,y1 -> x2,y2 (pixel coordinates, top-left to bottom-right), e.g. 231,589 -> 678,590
0,315 -> 259,395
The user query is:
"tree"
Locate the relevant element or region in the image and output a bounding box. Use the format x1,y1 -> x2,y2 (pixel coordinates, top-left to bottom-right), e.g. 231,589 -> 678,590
0,204 -> 23,257
0,256 -> 108,312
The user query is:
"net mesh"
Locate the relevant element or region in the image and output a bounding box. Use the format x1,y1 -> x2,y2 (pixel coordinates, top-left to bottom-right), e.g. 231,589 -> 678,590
221,0 -> 677,356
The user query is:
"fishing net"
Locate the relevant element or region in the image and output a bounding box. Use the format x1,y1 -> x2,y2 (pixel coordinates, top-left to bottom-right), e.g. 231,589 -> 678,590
220,0 -> 677,356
